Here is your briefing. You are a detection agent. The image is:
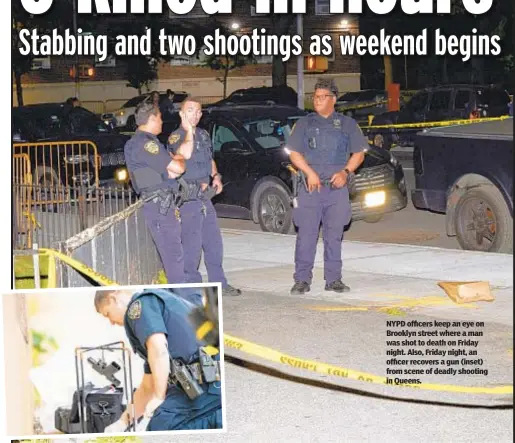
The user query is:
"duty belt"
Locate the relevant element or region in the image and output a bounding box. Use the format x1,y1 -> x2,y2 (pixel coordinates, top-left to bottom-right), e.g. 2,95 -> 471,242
178,178 -> 217,203
182,361 -> 221,385
140,188 -> 180,215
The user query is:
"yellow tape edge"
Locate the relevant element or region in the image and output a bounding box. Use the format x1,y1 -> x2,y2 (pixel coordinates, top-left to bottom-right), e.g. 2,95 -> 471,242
223,334 -> 513,395
362,115 -> 510,130
197,321 -> 215,341
39,248 -> 119,287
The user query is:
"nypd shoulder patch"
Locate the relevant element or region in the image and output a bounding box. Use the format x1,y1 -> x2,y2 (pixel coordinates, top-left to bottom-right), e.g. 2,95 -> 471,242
128,300 -> 142,320
168,133 -> 181,145
144,141 -> 159,155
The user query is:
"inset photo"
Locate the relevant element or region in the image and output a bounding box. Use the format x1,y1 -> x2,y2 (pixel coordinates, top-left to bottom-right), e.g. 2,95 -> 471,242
1,283 -> 225,439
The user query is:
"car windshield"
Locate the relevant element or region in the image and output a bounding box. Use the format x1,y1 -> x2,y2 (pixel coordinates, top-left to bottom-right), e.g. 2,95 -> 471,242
122,95 -> 147,108
68,107 -> 111,134
242,116 -> 302,149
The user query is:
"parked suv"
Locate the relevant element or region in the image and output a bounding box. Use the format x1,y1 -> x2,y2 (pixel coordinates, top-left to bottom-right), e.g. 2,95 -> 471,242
156,104 -> 407,233
212,86 -> 298,107
368,84 -> 511,150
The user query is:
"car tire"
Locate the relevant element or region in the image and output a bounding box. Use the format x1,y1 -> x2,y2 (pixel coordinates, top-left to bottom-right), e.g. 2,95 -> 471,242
363,214 -> 383,223
256,184 -> 293,234
454,186 -> 513,254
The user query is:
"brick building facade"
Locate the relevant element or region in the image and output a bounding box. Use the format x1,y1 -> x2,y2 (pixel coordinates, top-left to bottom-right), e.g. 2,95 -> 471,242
14,1 -> 361,106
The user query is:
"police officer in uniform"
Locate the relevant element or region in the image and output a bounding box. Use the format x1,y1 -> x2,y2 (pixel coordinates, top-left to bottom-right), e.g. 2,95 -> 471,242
95,288 -> 223,431
124,102 -> 187,284
167,97 -> 241,297
286,79 -> 366,295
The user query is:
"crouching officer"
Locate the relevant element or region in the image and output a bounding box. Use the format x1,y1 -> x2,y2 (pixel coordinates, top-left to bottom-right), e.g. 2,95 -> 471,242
95,288 -> 223,431
124,102 -> 186,284
286,78 -> 366,295
167,97 -> 241,297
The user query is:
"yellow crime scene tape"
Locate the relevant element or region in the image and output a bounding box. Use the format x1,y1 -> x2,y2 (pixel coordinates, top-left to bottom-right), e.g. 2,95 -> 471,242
223,334 -> 513,396
32,249 -> 512,396
361,115 -> 511,130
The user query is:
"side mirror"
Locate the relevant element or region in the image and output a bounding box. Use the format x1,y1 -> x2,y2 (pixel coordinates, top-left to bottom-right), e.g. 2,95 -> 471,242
221,141 -> 245,154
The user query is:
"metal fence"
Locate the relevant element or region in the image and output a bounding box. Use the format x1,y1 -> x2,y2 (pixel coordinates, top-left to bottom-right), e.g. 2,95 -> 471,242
54,200 -> 162,288
12,183 -> 136,250
13,141 -> 100,196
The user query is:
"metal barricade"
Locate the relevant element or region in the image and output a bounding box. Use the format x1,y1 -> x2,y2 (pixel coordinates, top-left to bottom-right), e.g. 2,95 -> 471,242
12,153 -> 33,249
13,141 -> 100,205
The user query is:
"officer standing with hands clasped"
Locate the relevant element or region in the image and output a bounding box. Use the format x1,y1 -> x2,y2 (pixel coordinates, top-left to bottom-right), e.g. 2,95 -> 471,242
286,78 -> 366,295
95,288 -> 223,431
124,102 -> 187,284
167,97 -> 242,297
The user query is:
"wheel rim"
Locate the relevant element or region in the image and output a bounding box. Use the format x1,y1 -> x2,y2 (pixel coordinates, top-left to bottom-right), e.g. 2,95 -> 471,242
459,197 -> 497,251
260,194 -> 287,232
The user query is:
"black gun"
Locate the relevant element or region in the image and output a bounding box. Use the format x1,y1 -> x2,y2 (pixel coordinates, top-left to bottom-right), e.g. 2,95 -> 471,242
87,357 -> 122,387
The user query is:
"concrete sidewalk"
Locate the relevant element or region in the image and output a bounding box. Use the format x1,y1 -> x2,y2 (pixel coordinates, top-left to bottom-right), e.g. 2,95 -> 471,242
205,229 -> 513,325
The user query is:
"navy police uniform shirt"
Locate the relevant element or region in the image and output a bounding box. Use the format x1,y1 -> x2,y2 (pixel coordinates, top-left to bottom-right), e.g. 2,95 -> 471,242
167,127 -> 212,185
124,130 -> 177,193
123,289 -> 202,378
287,112 -> 367,180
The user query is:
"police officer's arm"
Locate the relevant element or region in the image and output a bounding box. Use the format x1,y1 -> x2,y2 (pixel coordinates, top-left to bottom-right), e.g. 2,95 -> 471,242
167,154 -> 186,178
330,121 -> 367,188
126,296 -> 171,402
118,373 -> 155,427
146,333 -> 171,401
286,119 -> 322,192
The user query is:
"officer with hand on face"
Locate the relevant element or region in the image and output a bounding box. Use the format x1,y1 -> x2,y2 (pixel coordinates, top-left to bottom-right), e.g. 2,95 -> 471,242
167,97 -> 242,297
286,78 -> 366,295
96,288 -> 223,432
124,102 -> 187,284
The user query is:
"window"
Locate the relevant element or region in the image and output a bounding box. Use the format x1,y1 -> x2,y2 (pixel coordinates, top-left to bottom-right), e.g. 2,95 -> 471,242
407,92 -> 429,112
454,90 -> 471,110
212,124 -> 240,152
242,117 -> 301,150
95,54 -> 116,67
315,0 -> 330,15
429,90 -> 451,111
476,89 -> 510,107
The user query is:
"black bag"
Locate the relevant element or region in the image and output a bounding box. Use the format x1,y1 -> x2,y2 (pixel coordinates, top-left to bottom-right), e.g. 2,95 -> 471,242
56,382 -> 125,434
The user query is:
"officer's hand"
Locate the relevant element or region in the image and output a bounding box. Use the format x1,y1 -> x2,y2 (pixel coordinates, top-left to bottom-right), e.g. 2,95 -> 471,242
180,111 -> 195,133
104,417 -> 127,433
330,170 -> 348,189
212,176 -> 223,195
306,172 -> 321,193
144,396 -> 164,420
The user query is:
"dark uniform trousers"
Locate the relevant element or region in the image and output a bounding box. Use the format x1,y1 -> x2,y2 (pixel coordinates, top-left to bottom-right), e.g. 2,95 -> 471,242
167,127 -> 228,288
293,185 -> 351,284
124,289 -> 223,431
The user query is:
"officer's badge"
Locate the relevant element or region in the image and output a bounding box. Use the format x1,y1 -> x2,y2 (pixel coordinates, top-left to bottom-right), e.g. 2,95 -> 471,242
128,300 -> 142,320
144,141 -> 159,155
333,119 -> 341,129
168,133 -> 181,145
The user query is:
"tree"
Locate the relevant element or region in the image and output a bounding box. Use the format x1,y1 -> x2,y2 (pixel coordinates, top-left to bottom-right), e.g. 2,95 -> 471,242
125,56 -> 158,95
205,53 -> 253,98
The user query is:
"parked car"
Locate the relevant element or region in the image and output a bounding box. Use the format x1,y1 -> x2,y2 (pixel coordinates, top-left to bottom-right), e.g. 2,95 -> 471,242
336,89 -> 387,123
12,103 -> 129,188
158,104 -> 407,233
368,84 -> 511,150
212,86 -> 298,108
412,117 -> 513,253
103,91 -> 189,130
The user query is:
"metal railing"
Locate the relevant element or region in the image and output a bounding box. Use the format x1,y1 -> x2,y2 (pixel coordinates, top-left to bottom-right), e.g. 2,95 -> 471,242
13,154 -> 34,249
12,183 -> 136,250
13,141 -> 101,204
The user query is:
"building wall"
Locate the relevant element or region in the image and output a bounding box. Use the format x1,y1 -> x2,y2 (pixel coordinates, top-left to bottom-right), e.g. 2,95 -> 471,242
2,293 -> 34,436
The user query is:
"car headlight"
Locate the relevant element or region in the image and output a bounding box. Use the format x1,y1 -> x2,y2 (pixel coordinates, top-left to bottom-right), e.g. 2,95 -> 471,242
64,154 -> 89,164
364,190 -> 386,208
389,152 -> 399,167
115,167 -> 129,183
